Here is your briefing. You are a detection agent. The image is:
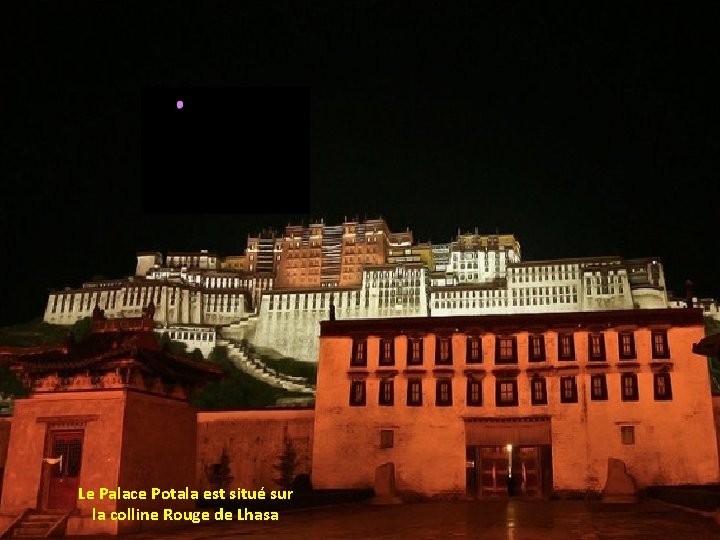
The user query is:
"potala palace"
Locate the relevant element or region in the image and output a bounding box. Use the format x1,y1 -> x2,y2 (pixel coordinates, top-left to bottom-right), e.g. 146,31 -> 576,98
42,219 -> 719,376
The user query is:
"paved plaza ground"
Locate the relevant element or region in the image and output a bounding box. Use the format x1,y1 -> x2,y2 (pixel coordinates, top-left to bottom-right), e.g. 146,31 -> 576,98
73,499 -> 720,540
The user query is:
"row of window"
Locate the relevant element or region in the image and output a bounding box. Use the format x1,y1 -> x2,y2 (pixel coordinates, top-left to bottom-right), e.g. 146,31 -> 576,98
349,372 -> 673,406
351,331 -> 669,367
168,331 -> 215,342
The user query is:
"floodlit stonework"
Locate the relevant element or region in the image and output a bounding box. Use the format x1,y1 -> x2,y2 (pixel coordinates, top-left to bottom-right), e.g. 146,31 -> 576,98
40,220 -> 719,363
312,309 -> 719,498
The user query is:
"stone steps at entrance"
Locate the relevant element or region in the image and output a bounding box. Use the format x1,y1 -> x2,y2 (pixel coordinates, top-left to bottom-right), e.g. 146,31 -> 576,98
6,510 -> 69,538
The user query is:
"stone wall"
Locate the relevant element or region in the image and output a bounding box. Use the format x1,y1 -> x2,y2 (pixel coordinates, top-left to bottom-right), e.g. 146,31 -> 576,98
312,322 -> 720,497
196,409 -> 314,493
0,418 -> 10,507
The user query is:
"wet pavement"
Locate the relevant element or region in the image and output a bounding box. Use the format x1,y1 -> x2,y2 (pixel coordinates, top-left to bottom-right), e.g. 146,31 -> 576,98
74,499 -> 720,539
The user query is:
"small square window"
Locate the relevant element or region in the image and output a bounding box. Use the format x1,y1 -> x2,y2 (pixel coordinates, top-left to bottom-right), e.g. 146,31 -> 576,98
380,429 -> 394,449
621,425 -> 635,445
496,380 -> 518,406
496,336 -> 517,364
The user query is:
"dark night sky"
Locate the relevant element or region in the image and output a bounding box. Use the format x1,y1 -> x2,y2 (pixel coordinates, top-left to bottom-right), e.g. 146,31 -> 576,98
2,2 -> 719,327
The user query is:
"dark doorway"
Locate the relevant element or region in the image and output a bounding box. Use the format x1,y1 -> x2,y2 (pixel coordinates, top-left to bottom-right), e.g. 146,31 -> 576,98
45,430 -> 83,510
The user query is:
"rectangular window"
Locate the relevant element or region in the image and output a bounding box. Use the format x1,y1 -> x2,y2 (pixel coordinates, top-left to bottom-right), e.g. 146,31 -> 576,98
590,374 -> 608,400
653,372 -> 672,400
531,377 -> 547,405
351,337 -> 367,366
560,376 -> 578,403
436,378 -> 452,406
621,425 -> 635,445
651,330 -> 670,359
407,337 -> 424,366
349,380 -> 366,406
379,379 -> 394,406
621,373 -> 639,401
407,379 -> 423,406
496,380 -> 518,406
529,335 -> 546,362
380,429 -> 394,449
435,337 -> 452,365
466,336 -> 482,363
379,337 -> 395,366
558,333 -> 575,360
467,379 -> 482,406
588,333 -> 606,361
619,332 -> 636,360
495,336 -> 517,364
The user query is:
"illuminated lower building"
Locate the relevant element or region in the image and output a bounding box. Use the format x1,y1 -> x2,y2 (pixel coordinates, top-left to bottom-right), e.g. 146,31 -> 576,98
312,308 -> 719,497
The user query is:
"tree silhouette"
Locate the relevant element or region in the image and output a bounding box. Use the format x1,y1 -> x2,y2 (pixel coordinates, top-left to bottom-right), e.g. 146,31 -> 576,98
273,436 -> 298,490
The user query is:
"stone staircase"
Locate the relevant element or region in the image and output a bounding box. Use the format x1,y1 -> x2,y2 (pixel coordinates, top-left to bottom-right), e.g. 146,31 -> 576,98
216,337 -> 315,394
1,509 -> 70,538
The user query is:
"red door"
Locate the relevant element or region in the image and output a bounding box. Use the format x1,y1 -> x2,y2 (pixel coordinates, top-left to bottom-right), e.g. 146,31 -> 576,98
46,431 -> 83,510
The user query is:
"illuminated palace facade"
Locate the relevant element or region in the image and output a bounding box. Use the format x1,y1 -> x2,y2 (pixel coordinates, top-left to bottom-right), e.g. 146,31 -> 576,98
42,218 -> 719,363
313,309 -> 719,498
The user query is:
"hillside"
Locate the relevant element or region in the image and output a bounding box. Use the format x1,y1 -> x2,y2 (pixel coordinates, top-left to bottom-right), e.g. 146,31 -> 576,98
0,319 -> 313,409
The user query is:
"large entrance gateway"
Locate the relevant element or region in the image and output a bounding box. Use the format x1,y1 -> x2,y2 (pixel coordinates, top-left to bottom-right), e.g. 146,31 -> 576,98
45,430 -> 84,510
465,417 -> 552,498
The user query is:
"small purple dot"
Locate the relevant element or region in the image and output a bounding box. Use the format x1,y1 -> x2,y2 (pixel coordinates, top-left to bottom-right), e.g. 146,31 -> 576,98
176,100 -> 184,109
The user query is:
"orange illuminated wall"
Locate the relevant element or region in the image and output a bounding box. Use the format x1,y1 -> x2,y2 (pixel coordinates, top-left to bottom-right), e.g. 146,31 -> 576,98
312,308 -> 720,497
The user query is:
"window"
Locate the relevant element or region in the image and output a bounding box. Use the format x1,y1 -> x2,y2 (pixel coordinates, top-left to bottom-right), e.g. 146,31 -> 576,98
379,379 -> 394,406
466,379 -> 482,406
588,333 -> 606,361
529,335 -> 546,362
466,336 -> 482,363
351,337 -> 367,366
590,375 -> 608,400
380,429 -> 394,449
619,332 -> 636,360
651,330 -> 670,359
380,337 -> 395,366
531,377 -> 547,405
621,373 -> 639,401
558,333 -> 575,361
495,336 -> 517,364
654,372 -> 672,400
436,337 -> 452,365
349,380 -> 366,406
407,337 -> 424,366
436,378 -> 452,406
496,380 -> 518,406
560,376 -> 578,403
621,425 -> 635,445
407,379 -> 423,406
